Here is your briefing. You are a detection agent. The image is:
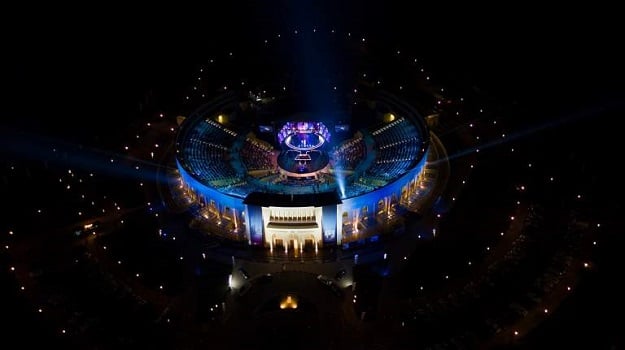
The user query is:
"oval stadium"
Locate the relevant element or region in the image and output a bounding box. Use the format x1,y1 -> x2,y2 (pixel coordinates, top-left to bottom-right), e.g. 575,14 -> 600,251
175,87 -> 446,251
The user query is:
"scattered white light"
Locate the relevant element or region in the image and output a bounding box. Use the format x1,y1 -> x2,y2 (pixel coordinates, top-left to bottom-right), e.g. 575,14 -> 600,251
544,308 -> 549,313
510,216 -> 515,221
500,232 -> 505,236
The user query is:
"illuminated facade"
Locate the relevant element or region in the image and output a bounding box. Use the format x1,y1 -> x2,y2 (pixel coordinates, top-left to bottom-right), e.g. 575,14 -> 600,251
175,90 -> 431,249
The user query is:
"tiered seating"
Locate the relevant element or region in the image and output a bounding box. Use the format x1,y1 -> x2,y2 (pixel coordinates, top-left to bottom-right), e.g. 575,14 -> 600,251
180,119 -> 239,183
332,136 -> 366,170
241,136 -> 275,171
367,117 -> 421,179
221,181 -> 257,197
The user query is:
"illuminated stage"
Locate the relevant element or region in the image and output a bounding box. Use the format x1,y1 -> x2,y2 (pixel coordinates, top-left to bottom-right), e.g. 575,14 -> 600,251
175,89 -> 437,250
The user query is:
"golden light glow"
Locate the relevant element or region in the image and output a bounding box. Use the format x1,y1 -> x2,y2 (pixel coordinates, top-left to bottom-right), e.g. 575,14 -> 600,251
279,295 -> 298,309
217,114 -> 227,124
384,113 -> 396,122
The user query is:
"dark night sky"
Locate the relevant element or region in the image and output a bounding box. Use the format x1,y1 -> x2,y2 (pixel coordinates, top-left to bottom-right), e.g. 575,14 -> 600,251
4,4 -> 624,133
3,5 -> 623,141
